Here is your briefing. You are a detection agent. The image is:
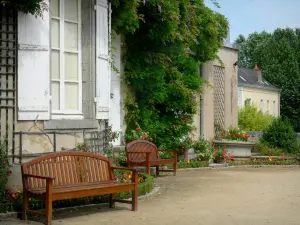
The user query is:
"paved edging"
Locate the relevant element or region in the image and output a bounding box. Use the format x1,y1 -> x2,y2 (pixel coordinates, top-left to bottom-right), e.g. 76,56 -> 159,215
176,164 -> 300,171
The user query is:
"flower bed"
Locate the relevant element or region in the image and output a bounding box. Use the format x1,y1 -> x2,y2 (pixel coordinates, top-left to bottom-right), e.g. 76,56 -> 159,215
227,158 -> 299,166
4,171 -> 154,213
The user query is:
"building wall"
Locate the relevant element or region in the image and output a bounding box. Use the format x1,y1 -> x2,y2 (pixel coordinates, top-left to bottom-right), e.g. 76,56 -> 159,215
193,46 -> 238,140
238,86 -> 280,117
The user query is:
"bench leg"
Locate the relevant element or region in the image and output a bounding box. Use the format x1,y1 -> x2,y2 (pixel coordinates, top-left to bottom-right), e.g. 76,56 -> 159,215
173,160 -> 177,176
132,188 -> 138,211
146,165 -> 150,175
109,193 -> 116,208
156,166 -> 159,176
45,181 -> 53,225
22,190 -> 28,221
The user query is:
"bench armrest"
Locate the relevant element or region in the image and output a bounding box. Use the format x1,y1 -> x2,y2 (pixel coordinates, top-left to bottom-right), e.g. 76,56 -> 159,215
23,174 -> 55,181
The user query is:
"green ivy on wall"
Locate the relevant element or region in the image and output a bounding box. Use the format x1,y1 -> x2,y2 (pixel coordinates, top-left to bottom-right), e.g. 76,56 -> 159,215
0,0 -> 48,17
112,0 -> 229,149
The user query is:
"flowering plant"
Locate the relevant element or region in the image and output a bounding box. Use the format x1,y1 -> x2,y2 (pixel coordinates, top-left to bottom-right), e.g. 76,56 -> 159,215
212,146 -> 234,161
115,171 -> 146,184
220,127 -> 249,142
124,127 -> 153,143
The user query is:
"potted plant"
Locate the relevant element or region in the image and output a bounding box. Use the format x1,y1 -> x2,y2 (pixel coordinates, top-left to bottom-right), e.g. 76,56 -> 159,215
213,125 -> 256,158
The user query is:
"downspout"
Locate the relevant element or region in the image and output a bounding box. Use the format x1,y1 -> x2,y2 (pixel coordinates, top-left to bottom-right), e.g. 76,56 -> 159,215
200,64 -> 204,137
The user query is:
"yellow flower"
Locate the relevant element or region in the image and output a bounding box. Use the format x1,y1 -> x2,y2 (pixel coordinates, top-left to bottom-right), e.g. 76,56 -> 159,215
269,157 -> 272,162
187,160 -> 190,164
17,190 -> 21,193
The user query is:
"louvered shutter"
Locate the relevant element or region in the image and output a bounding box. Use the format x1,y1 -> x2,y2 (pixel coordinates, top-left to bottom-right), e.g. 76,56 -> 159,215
95,0 -> 111,120
18,4 -> 50,120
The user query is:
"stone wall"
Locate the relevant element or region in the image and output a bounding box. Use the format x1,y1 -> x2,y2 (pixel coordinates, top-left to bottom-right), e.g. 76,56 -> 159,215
246,131 -> 300,141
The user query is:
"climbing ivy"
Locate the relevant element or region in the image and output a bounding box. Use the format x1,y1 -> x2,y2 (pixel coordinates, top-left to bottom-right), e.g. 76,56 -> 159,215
112,0 -> 229,149
0,0 -> 48,17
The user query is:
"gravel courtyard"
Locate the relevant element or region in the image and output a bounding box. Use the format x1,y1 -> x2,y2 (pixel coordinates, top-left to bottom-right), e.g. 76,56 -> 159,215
2,167 -> 300,225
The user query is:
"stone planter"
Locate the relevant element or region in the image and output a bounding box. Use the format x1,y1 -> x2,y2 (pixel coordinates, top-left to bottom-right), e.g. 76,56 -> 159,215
213,140 -> 256,158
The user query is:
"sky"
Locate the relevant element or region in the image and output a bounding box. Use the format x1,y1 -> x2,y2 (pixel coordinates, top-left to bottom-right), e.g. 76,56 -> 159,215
205,0 -> 300,42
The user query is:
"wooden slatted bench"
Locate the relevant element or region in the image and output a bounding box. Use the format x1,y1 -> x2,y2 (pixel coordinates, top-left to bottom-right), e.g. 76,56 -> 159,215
126,140 -> 178,175
21,151 -> 138,225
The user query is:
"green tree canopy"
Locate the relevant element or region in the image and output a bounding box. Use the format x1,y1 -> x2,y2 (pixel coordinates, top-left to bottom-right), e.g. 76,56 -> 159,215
235,28 -> 300,131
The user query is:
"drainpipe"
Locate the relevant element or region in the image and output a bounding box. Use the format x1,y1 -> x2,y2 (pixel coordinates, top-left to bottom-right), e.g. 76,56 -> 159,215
200,64 -> 204,137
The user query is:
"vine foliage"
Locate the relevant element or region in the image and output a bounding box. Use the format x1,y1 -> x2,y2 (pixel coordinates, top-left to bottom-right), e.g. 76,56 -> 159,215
0,0 -> 47,17
112,0 -> 229,149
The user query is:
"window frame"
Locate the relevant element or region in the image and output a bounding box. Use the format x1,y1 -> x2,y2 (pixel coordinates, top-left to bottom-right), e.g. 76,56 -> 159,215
50,0 -> 83,120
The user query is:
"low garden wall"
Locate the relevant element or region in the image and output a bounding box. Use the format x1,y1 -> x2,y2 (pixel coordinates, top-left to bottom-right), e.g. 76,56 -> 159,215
246,131 -> 300,141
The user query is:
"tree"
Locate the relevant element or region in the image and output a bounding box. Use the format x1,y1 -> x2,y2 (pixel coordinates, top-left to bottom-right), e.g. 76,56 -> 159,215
112,0 -> 229,149
234,28 -> 300,131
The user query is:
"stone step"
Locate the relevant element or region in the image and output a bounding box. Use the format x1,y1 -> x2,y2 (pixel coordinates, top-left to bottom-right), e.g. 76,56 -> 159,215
251,152 -> 260,156
209,163 -> 229,168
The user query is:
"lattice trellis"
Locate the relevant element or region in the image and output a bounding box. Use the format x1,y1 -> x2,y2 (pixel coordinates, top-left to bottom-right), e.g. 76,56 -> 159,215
0,6 -> 17,154
213,66 -> 225,130
231,74 -> 238,113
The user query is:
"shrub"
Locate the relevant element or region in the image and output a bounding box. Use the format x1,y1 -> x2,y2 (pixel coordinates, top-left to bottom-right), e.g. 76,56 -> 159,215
238,104 -> 273,131
261,117 -> 300,153
115,148 -> 128,167
253,142 -> 289,156
192,138 -> 213,161
0,139 -> 12,213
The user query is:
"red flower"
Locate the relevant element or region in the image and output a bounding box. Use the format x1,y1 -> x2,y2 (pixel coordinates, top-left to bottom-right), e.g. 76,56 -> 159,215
221,133 -> 225,136
136,127 -> 141,131
245,135 -> 249,139
7,171 -> 12,176
222,152 -> 227,157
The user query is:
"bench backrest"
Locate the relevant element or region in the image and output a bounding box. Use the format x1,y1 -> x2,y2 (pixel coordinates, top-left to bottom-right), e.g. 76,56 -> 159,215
126,140 -> 159,163
21,151 -> 114,189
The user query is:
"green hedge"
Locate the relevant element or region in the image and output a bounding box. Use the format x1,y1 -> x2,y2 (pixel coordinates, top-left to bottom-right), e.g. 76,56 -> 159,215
10,173 -> 154,212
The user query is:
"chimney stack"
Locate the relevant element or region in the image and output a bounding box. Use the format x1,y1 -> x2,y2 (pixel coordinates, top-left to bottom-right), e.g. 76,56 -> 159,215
254,64 -> 262,83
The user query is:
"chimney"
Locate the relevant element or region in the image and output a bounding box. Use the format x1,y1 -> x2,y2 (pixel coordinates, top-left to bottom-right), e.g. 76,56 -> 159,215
254,64 -> 262,83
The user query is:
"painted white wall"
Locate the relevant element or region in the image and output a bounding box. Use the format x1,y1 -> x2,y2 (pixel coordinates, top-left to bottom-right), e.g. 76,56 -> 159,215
110,33 -> 122,145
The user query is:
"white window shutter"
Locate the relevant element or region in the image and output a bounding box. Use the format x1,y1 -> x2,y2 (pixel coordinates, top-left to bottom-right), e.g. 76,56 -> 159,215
95,0 -> 110,120
18,2 -> 50,120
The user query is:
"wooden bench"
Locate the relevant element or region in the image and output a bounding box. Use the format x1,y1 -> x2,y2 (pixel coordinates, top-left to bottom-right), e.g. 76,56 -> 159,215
126,140 -> 178,175
21,151 -> 138,225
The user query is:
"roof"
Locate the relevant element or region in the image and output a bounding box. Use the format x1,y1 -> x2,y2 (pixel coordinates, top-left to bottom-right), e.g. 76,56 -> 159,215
238,68 -> 280,91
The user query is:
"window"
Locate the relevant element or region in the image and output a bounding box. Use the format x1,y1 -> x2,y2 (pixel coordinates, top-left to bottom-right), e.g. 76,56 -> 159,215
50,0 -> 82,118
260,99 -> 264,111
266,100 -> 270,114
273,101 -> 276,116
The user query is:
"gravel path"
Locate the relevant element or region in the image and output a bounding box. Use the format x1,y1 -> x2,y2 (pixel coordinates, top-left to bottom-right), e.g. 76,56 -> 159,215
2,167 -> 300,225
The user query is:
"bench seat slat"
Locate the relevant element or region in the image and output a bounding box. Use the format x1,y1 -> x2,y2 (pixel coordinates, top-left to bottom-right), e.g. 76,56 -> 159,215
28,181 -> 132,195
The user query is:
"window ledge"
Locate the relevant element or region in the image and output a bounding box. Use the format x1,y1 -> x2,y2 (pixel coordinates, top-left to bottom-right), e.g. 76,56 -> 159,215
44,119 -> 99,130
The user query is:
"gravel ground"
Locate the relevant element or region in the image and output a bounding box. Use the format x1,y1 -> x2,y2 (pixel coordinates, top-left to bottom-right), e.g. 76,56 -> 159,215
1,166 -> 300,225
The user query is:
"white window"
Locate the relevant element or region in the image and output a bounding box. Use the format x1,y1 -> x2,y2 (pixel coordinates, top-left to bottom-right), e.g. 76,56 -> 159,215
50,0 -> 82,119
266,100 -> 270,114
260,99 -> 264,111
